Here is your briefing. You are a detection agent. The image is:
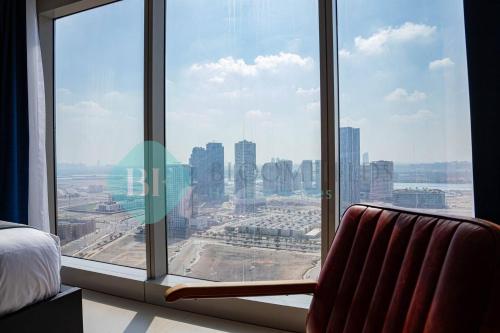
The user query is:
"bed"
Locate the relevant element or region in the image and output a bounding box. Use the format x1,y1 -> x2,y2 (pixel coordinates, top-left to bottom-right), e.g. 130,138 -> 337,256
0,221 -> 83,332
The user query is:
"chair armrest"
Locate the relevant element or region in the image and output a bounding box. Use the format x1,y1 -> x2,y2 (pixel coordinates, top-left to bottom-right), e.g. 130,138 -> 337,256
165,279 -> 317,302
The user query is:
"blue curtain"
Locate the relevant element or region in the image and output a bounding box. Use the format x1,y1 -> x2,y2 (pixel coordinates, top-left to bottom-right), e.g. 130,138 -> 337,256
0,0 -> 29,224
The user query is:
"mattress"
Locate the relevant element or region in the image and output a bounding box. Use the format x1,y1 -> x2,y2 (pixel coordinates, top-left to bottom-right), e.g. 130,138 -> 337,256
0,222 -> 61,316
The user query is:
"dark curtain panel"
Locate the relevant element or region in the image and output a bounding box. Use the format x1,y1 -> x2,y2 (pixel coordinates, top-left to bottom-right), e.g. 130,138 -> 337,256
0,0 -> 29,224
464,1 -> 500,224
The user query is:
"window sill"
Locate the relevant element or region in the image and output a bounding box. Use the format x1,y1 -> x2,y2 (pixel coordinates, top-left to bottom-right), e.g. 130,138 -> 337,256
61,256 -> 310,332
61,256 -> 146,301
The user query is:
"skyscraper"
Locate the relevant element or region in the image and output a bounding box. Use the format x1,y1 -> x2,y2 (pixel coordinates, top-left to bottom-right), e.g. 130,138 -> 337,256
340,127 -> 360,212
301,160 -> 313,190
360,162 -> 371,200
206,142 -> 224,202
166,164 -> 192,239
369,160 -> 394,202
276,159 -> 293,194
362,152 -> 370,165
292,169 -> 302,191
262,159 -> 293,195
234,140 -> 256,212
189,147 -> 208,200
189,143 -> 225,203
262,161 -> 278,195
314,160 -> 321,192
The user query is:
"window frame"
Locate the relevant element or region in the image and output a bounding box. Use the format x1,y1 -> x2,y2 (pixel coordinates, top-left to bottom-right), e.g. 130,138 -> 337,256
39,0 -> 339,330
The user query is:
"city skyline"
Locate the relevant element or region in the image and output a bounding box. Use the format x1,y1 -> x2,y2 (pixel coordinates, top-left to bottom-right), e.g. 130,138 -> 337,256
55,126 -> 473,273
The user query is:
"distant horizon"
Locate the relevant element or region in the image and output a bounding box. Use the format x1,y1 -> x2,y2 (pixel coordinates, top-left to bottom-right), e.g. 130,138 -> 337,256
56,159 -> 473,168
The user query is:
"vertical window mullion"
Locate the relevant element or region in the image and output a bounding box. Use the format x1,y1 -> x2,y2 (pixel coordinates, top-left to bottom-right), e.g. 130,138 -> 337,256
145,0 -> 167,279
318,0 -> 339,262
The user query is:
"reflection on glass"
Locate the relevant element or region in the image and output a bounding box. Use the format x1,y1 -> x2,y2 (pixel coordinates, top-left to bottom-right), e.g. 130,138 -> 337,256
337,0 -> 474,217
55,0 -> 146,268
166,0 -> 322,281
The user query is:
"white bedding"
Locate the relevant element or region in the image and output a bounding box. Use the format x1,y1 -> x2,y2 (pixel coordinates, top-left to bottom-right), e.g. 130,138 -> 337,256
0,225 -> 61,316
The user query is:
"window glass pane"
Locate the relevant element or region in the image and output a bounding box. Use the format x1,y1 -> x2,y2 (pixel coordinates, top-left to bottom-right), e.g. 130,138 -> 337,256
55,0 -> 145,268
166,0 -> 322,281
337,0 -> 474,216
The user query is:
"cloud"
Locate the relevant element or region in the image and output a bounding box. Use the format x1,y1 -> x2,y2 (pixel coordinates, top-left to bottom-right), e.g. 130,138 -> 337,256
385,88 -> 427,102
296,87 -> 320,97
429,57 -> 455,71
190,52 -> 313,82
354,22 -> 436,55
340,117 -> 368,128
305,101 -> 320,113
58,100 -> 110,117
208,76 -> 225,83
390,109 -> 434,123
245,109 -> 271,120
166,110 -> 217,128
57,88 -> 73,96
221,88 -> 250,99
339,49 -> 352,59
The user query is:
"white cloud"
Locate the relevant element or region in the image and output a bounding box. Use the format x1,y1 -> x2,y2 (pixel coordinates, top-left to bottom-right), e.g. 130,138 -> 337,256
296,87 -> 320,97
305,101 -> 320,113
390,109 -> 434,123
255,53 -> 313,70
354,22 -> 436,55
245,109 -> 271,120
221,88 -> 250,99
385,88 -> 427,102
190,52 -> 313,81
339,49 -> 352,59
208,76 -> 225,83
57,88 -> 72,96
340,117 -> 368,128
58,100 -> 110,117
166,110 -> 217,128
429,57 -> 455,71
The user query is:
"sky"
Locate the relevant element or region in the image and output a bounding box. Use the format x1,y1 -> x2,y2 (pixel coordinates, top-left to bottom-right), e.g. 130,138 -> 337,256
55,0 -> 472,166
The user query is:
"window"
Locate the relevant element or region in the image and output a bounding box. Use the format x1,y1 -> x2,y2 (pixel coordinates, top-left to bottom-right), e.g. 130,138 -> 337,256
165,0 -> 322,281
337,0 -> 474,217
47,0 -> 476,292
54,0 -> 146,268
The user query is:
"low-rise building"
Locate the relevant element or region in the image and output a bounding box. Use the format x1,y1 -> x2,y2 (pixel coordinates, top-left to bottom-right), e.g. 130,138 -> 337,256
393,188 -> 446,209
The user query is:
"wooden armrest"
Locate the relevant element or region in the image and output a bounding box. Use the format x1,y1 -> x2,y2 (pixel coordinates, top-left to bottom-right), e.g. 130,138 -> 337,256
165,280 -> 317,302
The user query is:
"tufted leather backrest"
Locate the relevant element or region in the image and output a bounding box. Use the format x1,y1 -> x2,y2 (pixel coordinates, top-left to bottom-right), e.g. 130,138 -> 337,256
306,204 -> 500,333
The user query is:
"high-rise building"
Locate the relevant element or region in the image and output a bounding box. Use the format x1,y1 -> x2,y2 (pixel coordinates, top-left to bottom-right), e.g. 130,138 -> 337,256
340,127 -> 360,212
314,160 -> 321,192
166,164 -> 192,239
360,162 -> 371,200
235,140 -> 257,212
369,160 -> 394,202
301,160 -> 313,190
292,170 -> 302,191
227,162 -> 232,181
262,159 -> 293,195
189,147 -> 208,200
362,152 -> 370,165
206,142 -> 224,202
189,143 -> 225,203
276,159 -> 293,194
262,161 -> 278,195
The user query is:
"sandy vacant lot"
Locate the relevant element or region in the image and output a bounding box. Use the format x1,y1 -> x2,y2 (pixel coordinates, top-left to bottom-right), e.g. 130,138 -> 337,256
173,240 -> 320,281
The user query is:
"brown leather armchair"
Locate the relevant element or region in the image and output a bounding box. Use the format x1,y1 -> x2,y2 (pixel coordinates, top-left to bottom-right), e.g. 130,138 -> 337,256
166,204 -> 500,332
